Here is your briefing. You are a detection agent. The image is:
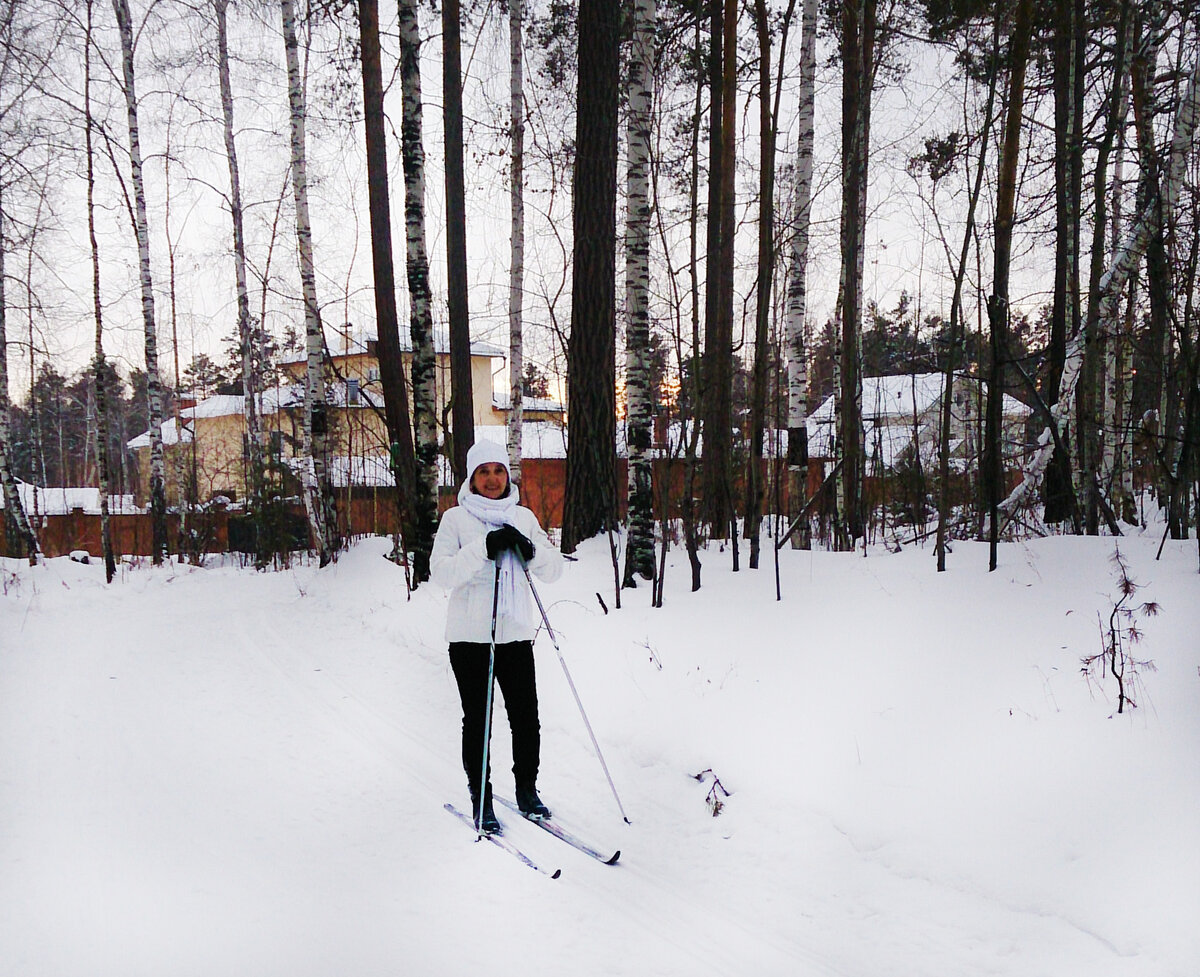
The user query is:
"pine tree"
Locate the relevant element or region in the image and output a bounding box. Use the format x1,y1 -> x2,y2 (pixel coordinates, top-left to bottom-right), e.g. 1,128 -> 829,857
562,0 -> 620,553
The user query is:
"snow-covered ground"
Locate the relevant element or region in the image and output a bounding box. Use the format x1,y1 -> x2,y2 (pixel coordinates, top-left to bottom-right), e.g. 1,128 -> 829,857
2,525 -> 1198,977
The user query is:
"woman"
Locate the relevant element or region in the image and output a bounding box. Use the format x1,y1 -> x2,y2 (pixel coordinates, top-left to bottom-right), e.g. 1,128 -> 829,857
430,440 -> 563,835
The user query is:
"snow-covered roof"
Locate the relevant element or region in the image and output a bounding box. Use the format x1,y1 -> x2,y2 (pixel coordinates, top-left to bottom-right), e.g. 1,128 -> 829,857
469,424 -> 569,461
809,372 -> 1030,425
127,416 -> 195,450
806,373 -> 1031,465
492,393 -> 564,414
0,480 -> 139,515
279,327 -> 505,366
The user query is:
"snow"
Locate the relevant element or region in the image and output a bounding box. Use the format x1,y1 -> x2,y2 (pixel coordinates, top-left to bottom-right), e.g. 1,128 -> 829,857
0,481 -> 139,515
2,526 -> 1198,977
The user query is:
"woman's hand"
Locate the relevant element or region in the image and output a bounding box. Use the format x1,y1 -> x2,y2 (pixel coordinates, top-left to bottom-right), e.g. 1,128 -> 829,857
485,524 -> 535,562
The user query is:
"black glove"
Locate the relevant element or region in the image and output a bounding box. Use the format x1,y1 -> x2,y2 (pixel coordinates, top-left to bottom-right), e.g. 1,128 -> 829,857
485,524 -> 535,562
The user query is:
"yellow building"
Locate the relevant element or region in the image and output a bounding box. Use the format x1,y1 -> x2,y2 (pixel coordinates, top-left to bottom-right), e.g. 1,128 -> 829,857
128,331 -> 566,505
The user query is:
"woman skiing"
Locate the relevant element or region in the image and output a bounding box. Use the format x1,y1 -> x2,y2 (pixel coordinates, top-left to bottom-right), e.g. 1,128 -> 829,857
430,440 -> 563,835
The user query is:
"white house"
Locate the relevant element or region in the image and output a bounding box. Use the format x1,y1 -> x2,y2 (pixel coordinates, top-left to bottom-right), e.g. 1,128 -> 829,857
806,373 -> 1032,472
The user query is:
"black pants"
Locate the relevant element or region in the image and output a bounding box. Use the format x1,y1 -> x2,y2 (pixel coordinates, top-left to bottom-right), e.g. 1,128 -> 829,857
449,640 -> 541,797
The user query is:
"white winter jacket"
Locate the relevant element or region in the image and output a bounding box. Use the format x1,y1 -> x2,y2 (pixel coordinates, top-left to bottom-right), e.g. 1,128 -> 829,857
430,501 -> 563,644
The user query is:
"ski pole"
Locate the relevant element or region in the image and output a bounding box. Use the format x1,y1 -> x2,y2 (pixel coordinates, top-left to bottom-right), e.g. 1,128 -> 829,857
477,561 -> 503,840
521,563 -> 631,825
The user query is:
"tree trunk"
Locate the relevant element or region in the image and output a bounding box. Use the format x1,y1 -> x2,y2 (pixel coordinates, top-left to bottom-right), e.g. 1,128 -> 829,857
396,0 -> 439,581
85,0 -> 112,579
623,0 -> 656,586
985,0 -> 1035,570
112,0 -> 168,563
561,0 -> 620,553
1081,0 -> 1131,534
360,0 -> 421,566
701,0 -> 736,540
1001,38 -> 1200,527
506,0 -> 525,486
746,0 -> 776,569
281,0 -> 336,566
785,0 -> 818,553
935,14 -> 1001,572
0,183 -> 37,563
215,0 -> 268,564
443,0 -> 474,483
1043,0 -> 1082,527
839,0 -> 874,548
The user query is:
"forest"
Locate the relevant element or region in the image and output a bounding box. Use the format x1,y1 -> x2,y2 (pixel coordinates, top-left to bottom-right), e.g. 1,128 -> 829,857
0,0 -> 1197,584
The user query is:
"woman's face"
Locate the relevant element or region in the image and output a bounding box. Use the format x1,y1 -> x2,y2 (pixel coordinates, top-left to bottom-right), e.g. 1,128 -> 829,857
471,462 -> 509,500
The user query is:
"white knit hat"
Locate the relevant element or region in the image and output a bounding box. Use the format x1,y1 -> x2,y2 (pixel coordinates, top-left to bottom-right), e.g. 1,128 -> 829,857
466,439 -> 510,478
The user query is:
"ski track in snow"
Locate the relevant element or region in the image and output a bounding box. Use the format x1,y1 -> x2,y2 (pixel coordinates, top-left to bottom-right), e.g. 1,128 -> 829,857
2,532 -> 1198,976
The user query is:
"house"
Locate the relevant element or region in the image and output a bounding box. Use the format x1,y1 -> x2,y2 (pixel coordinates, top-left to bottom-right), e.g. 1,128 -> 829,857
0,479 -> 138,516
127,328 -> 563,506
805,372 -> 1031,474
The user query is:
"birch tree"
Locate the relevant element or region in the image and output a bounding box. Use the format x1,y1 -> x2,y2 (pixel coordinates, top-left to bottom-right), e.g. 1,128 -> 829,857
1079,0 -> 1131,534
397,0 -> 438,581
281,0 -> 336,566
1000,34 -> 1200,529
784,0 -> 818,553
112,0 -> 168,563
214,0 -> 268,565
506,0 -> 524,486
623,0 -> 655,587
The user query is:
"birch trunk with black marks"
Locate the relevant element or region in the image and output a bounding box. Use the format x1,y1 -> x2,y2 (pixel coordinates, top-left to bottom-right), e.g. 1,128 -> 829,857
1080,1 -> 1130,534
215,0 -> 267,563
623,0 -> 655,587
281,0 -> 335,566
1001,40 -> 1200,527
397,0 -> 438,580
360,0 -> 420,569
506,0 -> 524,486
784,0 -> 817,552
112,0 -> 168,563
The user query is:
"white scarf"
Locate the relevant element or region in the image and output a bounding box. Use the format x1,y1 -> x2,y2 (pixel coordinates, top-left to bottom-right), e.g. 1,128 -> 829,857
456,480 -> 529,631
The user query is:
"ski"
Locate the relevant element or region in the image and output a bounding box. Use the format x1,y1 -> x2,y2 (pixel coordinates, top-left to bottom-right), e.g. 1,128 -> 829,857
444,803 -> 561,878
494,796 -> 621,865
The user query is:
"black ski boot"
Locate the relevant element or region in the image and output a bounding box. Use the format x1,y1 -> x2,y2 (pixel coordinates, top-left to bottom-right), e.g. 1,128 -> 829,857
471,787 -> 502,835
516,785 -> 552,821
